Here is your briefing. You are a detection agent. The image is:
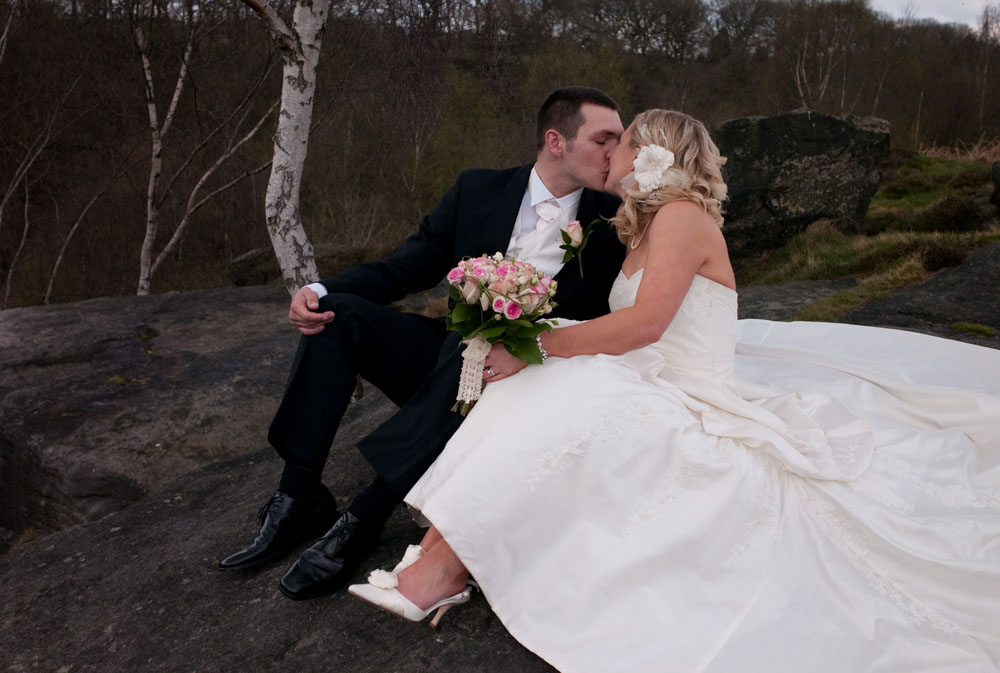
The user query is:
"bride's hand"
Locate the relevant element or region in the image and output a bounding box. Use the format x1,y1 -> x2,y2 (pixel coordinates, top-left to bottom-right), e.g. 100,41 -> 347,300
482,342 -> 528,382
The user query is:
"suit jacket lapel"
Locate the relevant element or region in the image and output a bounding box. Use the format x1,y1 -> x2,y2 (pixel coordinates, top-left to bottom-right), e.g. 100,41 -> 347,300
479,165 -> 532,256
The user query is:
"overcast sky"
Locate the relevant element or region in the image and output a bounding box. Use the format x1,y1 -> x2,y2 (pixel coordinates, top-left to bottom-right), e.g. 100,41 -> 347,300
867,0 -> 990,27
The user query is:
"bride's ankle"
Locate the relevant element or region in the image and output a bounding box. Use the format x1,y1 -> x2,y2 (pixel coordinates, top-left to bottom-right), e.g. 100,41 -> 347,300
396,564 -> 469,611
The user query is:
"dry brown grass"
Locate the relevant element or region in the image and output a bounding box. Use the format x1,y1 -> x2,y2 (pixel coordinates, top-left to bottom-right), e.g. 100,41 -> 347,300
920,136 -> 1000,163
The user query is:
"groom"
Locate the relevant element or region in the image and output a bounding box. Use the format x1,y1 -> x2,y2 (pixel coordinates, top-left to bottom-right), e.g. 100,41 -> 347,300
219,86 -> 627,600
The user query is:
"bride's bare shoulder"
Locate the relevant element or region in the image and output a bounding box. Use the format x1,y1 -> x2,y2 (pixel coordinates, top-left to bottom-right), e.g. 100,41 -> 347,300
651,199 -> 720,237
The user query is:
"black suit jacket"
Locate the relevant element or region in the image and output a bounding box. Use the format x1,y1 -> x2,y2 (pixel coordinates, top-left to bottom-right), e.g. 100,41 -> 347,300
320,165 -> 624,321
323,165 -> 625,494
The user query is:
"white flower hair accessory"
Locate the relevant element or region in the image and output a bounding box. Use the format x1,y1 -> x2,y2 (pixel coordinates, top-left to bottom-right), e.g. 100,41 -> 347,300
633,144 -> 674,191
622,143 -> 692,194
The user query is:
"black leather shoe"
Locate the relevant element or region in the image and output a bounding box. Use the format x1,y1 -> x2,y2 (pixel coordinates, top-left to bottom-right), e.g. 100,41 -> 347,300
218,487 -> 339,570
278,512 -> 383,600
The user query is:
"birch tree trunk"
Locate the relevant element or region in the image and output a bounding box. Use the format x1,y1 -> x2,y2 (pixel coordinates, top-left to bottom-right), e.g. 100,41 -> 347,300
241,0 -> 328,295
133,21 -> 192,296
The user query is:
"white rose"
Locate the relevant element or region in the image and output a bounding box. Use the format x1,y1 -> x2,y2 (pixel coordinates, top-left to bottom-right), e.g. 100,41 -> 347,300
461,280 -> 481,304
563,220 -> 583,247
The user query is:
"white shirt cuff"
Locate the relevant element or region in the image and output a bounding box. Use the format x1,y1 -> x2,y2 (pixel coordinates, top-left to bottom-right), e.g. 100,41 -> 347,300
305,282 -> 328,299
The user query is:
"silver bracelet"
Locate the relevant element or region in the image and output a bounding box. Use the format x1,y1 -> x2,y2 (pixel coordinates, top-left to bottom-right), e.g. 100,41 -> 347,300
535,333 -> 548,362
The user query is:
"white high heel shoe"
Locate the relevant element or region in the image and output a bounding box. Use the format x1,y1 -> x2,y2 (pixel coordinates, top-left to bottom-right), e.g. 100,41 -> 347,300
348,581 -> 472,628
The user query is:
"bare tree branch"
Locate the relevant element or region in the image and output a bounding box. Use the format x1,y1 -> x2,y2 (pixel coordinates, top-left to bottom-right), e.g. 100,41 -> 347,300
148,100 -> 278,280
0,0 -> 15,67
240,0 -> 297,53
0,72 -> 83,241
44,148 -> 143,305
2,180 -> 31,309
156,59 -> 275,207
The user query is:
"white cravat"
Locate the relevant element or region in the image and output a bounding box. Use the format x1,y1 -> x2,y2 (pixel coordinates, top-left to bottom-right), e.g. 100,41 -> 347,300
525,200 -> 561,237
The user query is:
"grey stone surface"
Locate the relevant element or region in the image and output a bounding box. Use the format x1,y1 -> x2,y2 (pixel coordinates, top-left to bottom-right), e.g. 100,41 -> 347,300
0,282 -> 450,550
714,110 -> 890,255
0,285 -> 297,546
0,396 -> 556,673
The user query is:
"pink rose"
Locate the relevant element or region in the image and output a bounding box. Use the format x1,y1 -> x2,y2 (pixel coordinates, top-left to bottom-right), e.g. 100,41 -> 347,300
447,267 -> 465,285
504,301 -> 522,320
492,296 -> 507,313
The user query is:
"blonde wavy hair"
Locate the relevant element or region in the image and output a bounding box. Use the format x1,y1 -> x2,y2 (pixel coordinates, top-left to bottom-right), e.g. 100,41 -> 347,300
610,109 -> 728,246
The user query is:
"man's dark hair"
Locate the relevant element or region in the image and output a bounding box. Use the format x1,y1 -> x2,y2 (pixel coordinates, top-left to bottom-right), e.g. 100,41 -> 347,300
536,86 -> 619,150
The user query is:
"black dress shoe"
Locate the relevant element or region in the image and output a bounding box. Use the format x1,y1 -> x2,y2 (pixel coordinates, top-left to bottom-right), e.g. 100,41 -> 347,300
278,511 -> 383,600
218,487 -> 339,570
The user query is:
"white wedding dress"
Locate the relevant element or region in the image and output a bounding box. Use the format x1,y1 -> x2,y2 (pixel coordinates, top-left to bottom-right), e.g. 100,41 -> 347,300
405,269 -> 1000,673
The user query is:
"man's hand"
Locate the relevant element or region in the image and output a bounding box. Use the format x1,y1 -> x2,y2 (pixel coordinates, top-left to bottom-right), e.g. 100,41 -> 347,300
289,287 -> 335,335
482,341 -> 528,382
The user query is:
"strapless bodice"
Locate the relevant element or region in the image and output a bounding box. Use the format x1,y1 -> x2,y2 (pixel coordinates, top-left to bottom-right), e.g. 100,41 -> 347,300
610,269 -> 738,385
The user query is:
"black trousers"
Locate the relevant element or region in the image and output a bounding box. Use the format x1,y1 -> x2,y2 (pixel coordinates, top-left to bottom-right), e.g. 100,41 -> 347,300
267,293 -> 465,499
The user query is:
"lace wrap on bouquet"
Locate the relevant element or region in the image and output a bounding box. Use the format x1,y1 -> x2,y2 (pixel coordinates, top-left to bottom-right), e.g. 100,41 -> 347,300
454,334 -> 492,414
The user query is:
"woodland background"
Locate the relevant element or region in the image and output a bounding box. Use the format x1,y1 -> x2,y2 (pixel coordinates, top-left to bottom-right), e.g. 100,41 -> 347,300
1,0 -> 998,309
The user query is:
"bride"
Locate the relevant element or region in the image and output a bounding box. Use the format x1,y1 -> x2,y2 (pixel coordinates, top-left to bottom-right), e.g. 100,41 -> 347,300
348,109 -> 1000,672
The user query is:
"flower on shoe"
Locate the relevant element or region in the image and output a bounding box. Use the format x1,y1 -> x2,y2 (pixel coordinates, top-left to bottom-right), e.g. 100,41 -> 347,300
367,569 -> 398,589
633,144 -> 676,192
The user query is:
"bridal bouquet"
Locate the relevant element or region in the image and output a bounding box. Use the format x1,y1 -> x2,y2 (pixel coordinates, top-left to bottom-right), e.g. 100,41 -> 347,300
446,252 -> 557,414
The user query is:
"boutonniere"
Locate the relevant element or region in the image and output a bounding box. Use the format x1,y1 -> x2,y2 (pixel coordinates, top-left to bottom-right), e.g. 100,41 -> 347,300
559,218 -> 596,278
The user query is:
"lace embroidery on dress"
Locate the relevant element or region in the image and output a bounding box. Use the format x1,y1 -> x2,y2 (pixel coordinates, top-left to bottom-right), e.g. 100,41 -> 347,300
624,429 -> 712,537
526,400 -> 660,491
623,403 -> 725,537
846,465 -> 915,514
800,486 -> 964,634
873,452 -> 1000,511
725,455 -> 782,566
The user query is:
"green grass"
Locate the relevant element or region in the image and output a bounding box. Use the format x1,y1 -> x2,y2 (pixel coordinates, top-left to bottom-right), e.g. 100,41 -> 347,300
867,155 -> 992,221
736,225 -> 1000,322
909,154 -> 983,176
950,322 -> 996,338
735,226 -> 1000,287
870,189 -> 944,211
792,253 -> 929,322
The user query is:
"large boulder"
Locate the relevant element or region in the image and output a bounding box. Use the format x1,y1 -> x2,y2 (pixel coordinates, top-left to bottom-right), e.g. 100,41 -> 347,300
0,281 -> 449,552
714,110 -> 890,256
